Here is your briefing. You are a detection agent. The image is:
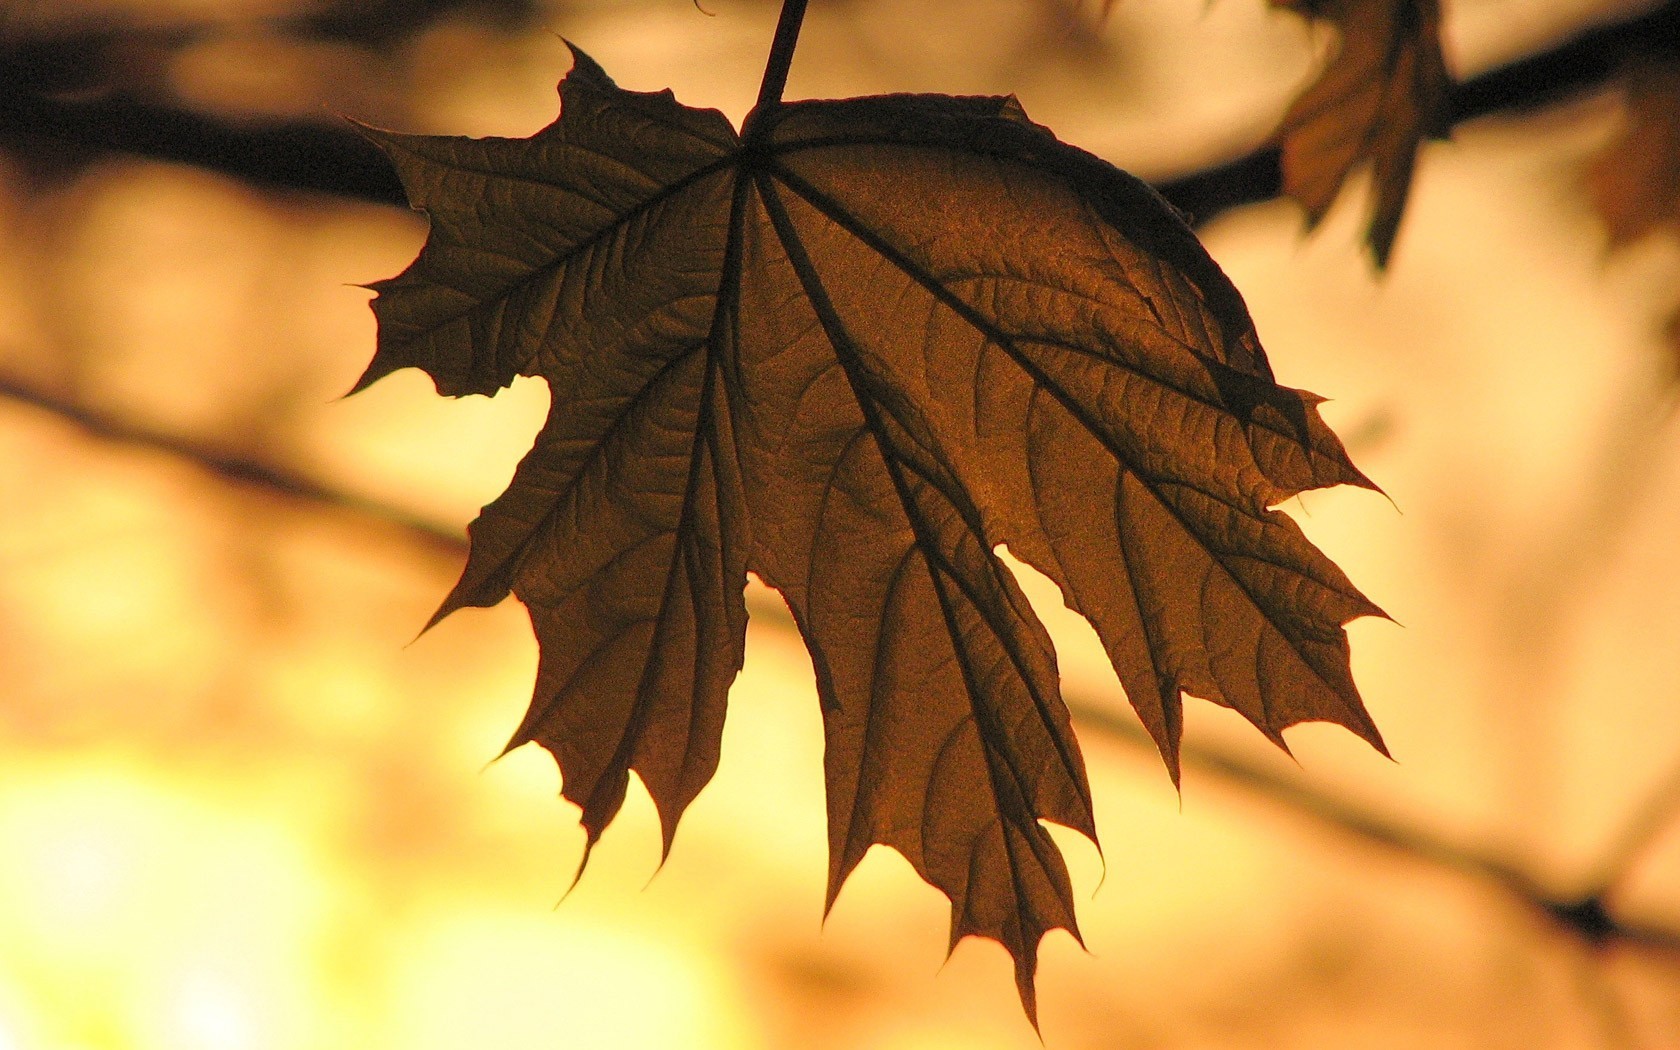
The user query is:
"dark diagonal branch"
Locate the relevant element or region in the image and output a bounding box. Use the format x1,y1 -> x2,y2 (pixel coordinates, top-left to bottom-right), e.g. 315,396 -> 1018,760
2,3 -> 1676,222
0,87 -> 408,205
1074,697 -> 1680,957
0,373 -> 461,555
1450,1 -> 1680,123
4,370 -> 1678,960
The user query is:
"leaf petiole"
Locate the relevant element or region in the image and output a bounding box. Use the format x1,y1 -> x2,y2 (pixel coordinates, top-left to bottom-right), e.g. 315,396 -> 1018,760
753,0 -> 809,117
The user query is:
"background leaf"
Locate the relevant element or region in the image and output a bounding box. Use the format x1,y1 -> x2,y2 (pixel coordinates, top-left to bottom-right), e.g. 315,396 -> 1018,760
1272,0 -> 1452,265
1587,57 -> 1680,366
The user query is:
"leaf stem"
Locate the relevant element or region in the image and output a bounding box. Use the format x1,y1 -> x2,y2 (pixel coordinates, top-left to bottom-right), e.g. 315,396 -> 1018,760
755,0 -> 809,112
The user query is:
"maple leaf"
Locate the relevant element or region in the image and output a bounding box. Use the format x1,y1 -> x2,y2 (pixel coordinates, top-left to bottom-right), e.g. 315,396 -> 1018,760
1589,60 -> 1680,365
355,45 -> 1385,1018
1590,60 -> 1680,246
1272,0 -> 1452,266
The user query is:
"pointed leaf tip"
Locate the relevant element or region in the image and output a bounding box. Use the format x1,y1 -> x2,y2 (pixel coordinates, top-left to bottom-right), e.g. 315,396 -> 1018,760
560,40 -> 614,90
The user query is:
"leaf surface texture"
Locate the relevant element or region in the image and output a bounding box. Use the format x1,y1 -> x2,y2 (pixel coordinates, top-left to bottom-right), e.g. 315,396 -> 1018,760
359,46 -> 1385,1016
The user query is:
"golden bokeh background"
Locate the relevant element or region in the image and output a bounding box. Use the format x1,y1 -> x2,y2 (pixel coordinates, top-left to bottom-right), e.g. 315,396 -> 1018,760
2,0 -> 1680,1046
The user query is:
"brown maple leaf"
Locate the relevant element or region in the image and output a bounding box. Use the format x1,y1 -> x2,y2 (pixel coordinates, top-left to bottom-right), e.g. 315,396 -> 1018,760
1589,60 -> 1680,365
1272,0 -> 1452,266
1590,60 -> 1680,245
355,45 -> 1385,1019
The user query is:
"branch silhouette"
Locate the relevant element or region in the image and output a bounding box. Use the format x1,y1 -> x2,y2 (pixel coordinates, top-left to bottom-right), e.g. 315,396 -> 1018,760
1,2 -> 1677,222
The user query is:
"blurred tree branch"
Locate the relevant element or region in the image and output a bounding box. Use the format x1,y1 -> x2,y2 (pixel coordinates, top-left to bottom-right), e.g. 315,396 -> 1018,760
2,366 -> 1677,963
0,373 -> 462,557
0,86 -> 408,204
1,2 -> 1676,222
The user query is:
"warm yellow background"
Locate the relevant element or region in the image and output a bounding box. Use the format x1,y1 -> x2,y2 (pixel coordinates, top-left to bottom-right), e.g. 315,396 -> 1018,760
1,0 -> 1679,1046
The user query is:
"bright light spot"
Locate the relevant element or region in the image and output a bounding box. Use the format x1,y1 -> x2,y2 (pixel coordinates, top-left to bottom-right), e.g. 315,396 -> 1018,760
0,763 -> 160,948
0,974 -> 45,1050
0,758 -> 337,1049
173,970 -> 260,1050
390,911 -> 750,1050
